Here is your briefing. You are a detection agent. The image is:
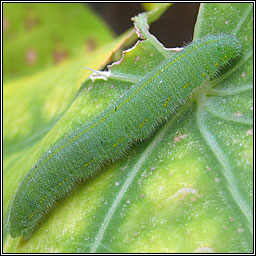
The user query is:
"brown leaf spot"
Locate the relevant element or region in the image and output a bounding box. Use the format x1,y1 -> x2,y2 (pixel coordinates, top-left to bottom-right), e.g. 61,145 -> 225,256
3,16 -> 9,32
25,17 -> 40,30
229,216 -> 234,222
85,38 -> 97,52
174,133 -> 188,143
246,129 -> 253,136
233,111 -> 242,117
24,7 -> 40,30
52,49 -> 69,64
26,48 -> 37,65
206,166 -> 212,171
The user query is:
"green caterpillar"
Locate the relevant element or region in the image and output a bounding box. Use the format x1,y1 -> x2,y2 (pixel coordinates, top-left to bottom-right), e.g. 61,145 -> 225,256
9,34 -> 241,238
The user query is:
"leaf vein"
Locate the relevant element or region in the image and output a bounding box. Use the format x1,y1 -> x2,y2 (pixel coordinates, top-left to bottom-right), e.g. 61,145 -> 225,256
197,103 -> 253,234
90,102 -> 190,252
207,83 -> 252,96
204,105 -> 253,125
232,4 -> 253,34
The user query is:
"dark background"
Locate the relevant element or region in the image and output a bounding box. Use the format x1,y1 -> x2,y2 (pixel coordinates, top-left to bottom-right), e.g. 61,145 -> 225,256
89,3 -> 200,47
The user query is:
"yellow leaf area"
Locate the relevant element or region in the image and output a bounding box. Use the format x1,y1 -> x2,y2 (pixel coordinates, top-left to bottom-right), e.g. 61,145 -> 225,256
3,36 -> 126,144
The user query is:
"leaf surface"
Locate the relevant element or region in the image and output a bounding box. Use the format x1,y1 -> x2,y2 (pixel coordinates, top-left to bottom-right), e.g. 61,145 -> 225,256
3,3 -> 114,81
3,3 -> 253,253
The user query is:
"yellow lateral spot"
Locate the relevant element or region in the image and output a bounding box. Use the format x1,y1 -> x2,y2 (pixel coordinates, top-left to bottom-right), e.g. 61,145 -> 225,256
84,163 -> 89,167
164,97 -> 171,107
224,55 -> 228,59
58,182 -> 63,186
40,196 -> 47,204
140,118 -> 149,127
202,73 -> 206,77
29,214 -> 33,219
215,62 -> 219,67
113,143 -> 117,148
91,158 -> 95,163
183,83 -> 189,89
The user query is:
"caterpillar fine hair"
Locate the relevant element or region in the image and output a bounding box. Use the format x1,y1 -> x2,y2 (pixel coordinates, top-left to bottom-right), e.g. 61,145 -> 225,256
9,34 -> 241,238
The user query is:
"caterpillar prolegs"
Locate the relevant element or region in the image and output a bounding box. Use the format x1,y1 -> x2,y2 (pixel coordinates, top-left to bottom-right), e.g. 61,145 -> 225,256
9,34 -> 241,238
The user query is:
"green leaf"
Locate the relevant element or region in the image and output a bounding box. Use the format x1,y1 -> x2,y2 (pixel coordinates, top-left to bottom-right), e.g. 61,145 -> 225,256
3,3 -> 114,81
3,3 -> 252,253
